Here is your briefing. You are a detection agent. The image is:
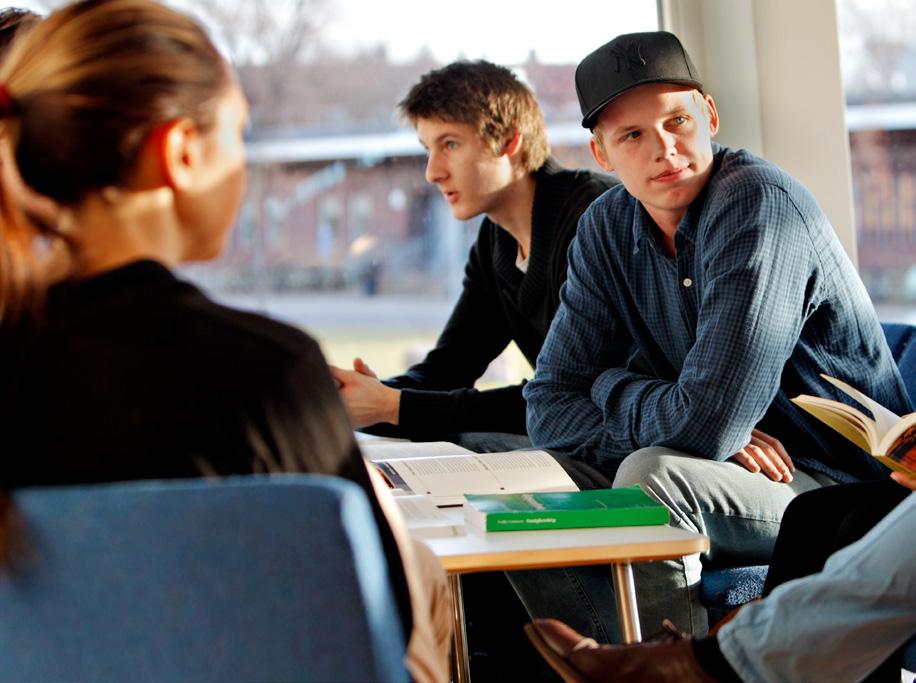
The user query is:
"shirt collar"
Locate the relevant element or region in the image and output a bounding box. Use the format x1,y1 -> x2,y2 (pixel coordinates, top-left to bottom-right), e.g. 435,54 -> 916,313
630,142 -> 726,254
630,202 -> 656,255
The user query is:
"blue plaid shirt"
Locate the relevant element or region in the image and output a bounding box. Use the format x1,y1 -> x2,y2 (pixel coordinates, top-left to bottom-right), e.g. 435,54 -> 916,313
525,145 -> 911,483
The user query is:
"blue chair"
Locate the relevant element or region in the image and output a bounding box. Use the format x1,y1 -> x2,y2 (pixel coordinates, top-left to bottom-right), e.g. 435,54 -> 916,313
701,321 -> 916,623
0,474 -> 409,683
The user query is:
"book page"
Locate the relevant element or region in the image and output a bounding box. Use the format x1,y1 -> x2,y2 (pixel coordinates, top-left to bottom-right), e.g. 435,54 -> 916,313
821,374 -> 901,440
791,396 -> 875,452
373,450 -> 578,506
360,440 -> 474,463
354,432 -> 410,445
395,495 -> 465,539
878,415 -> 916,471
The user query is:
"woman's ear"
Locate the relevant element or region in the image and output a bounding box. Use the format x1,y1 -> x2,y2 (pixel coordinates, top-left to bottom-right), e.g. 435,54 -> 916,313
154,118 -> 201,191
127,118 -> 200,191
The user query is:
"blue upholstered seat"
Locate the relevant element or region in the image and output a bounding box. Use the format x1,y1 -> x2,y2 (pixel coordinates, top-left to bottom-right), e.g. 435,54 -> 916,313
0,474 -> 409,683
882,321 -> 916,399
701,321 -> 916,623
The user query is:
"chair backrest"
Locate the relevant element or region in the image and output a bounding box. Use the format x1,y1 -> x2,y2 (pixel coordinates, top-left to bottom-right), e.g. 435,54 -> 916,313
881,321 -> 916,404
0,474 -> 409,683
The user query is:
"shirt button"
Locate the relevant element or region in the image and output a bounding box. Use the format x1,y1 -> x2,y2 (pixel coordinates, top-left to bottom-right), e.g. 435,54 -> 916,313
682,277 -> 693,288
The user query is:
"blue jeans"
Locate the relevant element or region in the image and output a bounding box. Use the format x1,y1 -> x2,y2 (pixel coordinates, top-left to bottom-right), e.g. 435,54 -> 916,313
506,447 -> 833,642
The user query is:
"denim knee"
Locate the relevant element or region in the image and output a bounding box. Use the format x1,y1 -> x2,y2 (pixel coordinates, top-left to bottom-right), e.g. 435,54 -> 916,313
613,447 -> 690,489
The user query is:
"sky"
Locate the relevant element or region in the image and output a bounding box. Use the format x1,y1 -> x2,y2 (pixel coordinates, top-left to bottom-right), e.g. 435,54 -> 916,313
320,0 -> 659,64
19,0 -> 659,65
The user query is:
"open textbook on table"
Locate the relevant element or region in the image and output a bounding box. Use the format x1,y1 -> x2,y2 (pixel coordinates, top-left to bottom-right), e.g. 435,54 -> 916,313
361,441 -> 577,507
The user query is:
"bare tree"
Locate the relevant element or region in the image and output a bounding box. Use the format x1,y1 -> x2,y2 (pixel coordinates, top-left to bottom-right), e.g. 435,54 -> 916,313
182,0 -> 330,126
837,0 -> 916,99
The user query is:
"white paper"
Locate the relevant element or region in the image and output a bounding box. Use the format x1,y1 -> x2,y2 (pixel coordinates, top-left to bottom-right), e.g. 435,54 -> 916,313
360,440 -> 474,462
375,450 -> 578,506
395,495 -> 465,538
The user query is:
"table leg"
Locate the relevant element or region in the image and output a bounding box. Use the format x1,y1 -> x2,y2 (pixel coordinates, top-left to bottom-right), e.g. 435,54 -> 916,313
612,562 -> 642,643
448,574 -> 471,683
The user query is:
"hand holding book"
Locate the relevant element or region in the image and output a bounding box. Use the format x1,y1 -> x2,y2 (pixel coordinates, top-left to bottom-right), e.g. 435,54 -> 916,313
890,471 -> 916,491
791,374 -> 916,477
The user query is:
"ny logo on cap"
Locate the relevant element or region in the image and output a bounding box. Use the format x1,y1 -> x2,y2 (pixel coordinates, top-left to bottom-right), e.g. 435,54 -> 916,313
610,40 -> 646,73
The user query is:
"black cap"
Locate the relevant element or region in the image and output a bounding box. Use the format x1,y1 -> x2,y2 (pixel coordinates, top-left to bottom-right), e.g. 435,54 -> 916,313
575,31 -> 703,129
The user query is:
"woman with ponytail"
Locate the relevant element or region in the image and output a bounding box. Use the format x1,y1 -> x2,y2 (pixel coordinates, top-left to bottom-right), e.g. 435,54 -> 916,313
0,2 -> 448,679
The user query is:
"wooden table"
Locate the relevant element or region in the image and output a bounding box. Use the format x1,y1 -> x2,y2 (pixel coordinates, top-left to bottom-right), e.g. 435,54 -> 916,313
416,509 -> 709,683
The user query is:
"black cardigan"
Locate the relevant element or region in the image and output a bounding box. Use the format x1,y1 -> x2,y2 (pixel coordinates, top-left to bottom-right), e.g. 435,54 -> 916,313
382,158 -> 616,440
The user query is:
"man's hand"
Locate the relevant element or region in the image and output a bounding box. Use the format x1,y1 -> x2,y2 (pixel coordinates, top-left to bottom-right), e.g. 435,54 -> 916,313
352,357 -> 379,379
891,471 -> 916,492
729,428 -> 795,482
328,360 -> 401,428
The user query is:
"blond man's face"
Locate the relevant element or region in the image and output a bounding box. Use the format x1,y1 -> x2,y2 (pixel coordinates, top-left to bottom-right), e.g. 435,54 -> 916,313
589,83 -> 718,229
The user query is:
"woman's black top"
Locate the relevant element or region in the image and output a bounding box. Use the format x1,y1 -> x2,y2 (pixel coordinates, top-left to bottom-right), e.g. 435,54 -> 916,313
1,259 -> 412,633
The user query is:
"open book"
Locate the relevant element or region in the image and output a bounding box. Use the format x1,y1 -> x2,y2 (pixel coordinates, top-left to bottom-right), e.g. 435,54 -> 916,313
791,374 -> 916,477
363,441 -> 578,507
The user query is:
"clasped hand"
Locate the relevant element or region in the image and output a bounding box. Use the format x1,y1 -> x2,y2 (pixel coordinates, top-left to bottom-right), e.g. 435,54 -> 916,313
329,358 -> 401,427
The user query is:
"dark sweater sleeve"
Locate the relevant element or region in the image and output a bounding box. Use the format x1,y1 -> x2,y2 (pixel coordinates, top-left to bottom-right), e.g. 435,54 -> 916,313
397,382 -> 528,439
381,233 -> 523,439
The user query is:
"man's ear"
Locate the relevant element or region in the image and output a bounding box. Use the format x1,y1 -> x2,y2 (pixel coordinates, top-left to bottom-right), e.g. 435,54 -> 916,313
155,118 -> 201,191
705,94 -> 720,137
502,129 -> 523,158
589,135 -> 613,173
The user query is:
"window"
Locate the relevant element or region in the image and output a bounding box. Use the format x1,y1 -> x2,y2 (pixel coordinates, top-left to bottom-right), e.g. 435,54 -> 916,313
176,0 -> 658,379
837,0 -> 916,322
18,0 -> 659,379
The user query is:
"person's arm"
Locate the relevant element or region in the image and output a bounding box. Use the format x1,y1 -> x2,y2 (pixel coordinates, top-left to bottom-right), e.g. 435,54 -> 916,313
382,289 -> 529,436
331,359 -> 528,438
717,491 -> 916,683
524,206 -> 636,463
341,235 -> 524,440
588,183 -> 820,461
386,239 -> 512,393
528,183 -> 821,467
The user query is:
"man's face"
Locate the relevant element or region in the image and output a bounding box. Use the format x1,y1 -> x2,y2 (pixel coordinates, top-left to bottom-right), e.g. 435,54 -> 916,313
416,117 -> 514,221
589,83 -> 718,229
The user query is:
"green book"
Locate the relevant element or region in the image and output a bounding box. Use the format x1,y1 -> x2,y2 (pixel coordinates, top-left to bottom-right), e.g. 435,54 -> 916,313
463,486 -> 669,532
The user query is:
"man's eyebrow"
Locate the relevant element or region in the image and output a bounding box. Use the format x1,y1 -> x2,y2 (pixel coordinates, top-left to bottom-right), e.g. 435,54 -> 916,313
663,104 -> 691,117
608,123 -> 641,137
608,106 -> 693,136
418,130 -> 464,148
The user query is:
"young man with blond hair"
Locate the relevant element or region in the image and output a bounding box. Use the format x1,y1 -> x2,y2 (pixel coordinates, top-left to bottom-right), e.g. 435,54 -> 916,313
513,31 -> 911,642
332,60 -> 614,447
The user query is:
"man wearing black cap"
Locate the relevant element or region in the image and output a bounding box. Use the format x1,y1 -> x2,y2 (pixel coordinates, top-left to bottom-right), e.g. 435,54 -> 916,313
514,31 -> 910,641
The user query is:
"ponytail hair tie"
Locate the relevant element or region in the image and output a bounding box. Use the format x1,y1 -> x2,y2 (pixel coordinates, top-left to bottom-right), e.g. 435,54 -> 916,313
0,82 -> 15,117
